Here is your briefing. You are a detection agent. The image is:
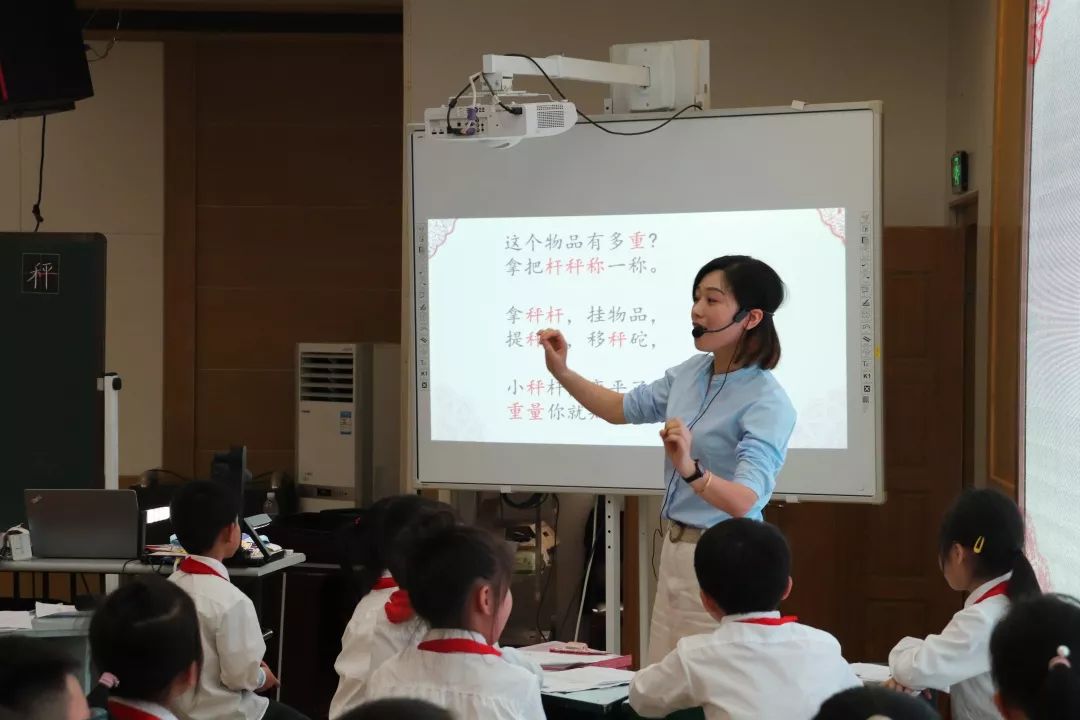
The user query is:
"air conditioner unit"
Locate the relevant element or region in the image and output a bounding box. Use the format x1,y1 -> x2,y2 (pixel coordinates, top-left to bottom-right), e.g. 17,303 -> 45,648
296,342 -> 402,512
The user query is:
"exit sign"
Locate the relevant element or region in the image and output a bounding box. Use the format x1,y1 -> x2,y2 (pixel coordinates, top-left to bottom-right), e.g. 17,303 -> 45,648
951,151 -> 969,194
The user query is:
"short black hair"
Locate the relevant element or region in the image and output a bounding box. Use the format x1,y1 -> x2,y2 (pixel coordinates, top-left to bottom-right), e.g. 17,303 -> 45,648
407,524 -> 513,629
692,255 -> 785,369
693,518 -> 790,614
813,686 -> 941,720
340,698 -> 455,720
0,636 -> 80,720
991,594 -> 1080,720
91,576 -> 203,704
170,479 -> 240,555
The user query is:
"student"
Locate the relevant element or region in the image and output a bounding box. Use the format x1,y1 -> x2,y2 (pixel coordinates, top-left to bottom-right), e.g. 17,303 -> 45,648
629,518 -> 859,720
339,699 -> 454,720
0,636 -> 90,720
814,686 -> 941,720
887,489 -> 1041,720
168,480 -> 308,720
88,576 -> 201,720
329,495 -> 457,719
990,593 -> 1080,719
364,525 -> 545,720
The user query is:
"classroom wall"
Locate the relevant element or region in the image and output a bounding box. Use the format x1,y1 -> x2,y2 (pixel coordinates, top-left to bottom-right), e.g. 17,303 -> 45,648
0,41 -> 165,478
403,0 -> 958,640
946,0 -> 998,486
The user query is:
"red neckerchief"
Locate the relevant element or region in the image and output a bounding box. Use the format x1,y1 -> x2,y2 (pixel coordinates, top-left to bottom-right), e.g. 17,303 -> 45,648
372,576 -> 398,591
417,638 -> 502,657
737,615 -> 799,626
107,699 -> 167,720
974,580 -> 1009,604
178,557 -> 227,580
385,590 -> 415,624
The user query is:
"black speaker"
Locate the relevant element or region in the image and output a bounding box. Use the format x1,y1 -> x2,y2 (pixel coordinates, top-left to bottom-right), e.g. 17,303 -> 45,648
0,0 -> 94,120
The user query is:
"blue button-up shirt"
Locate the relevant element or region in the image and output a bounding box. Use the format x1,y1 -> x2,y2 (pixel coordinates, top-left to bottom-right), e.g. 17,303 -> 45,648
623,354 -> 797,526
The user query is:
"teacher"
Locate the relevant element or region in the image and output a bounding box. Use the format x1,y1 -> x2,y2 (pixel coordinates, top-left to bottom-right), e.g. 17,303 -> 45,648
538,254 -> 797,664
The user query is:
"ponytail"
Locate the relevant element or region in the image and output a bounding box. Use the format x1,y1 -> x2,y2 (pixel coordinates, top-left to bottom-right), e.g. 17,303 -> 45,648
1009,547 -> 1042,602
1034,647 -> 1080,720
992,594 -> 1080,720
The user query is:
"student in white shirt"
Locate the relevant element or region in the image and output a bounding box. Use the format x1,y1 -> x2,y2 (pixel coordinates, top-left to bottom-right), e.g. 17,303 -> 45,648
365,524 -> 546,720
88,576 -> 202,720
814,686 -> 941,720
887,489 -> 1042,720
330,495 -> 457,719
629,518 -> 860,720
168,481 -> 309,720
990,593 -> 1080,720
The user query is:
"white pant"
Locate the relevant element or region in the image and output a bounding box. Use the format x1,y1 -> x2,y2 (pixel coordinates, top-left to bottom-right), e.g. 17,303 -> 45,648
646,534 -> 720,665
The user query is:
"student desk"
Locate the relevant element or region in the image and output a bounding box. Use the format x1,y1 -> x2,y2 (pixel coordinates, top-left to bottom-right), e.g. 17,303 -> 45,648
0,553 -> 305,701
0,613 -> 94,691
542,685 -> 705,720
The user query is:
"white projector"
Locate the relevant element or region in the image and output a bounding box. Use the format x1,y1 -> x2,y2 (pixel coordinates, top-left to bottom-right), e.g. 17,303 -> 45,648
423,100 -> 577,149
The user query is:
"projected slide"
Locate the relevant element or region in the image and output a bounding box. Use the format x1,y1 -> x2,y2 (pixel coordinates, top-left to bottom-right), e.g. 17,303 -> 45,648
1025,0 -> 1080,597
424,208 -> 847,450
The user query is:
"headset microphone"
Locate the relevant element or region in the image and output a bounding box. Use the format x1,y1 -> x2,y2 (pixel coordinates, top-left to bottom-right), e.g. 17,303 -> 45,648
691,308 -> 749,339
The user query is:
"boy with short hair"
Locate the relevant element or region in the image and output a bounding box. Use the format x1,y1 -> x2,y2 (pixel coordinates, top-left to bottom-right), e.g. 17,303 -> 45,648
629,518 -> 860,720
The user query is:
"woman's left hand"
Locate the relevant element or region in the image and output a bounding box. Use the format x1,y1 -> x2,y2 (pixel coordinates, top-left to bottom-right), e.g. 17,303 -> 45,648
660,418 -> 695,477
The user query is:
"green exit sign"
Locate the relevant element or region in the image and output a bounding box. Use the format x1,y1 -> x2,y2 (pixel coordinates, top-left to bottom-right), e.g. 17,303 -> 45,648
951,151 -> 969,194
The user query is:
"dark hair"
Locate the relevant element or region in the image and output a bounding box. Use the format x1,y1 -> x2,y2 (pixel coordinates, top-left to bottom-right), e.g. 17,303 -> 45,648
90,576 -> 202,704
938,488 -> 1040,601
339,494 -> 457,602
340,698 -> 455,720
693,518 -> 790,614
692,255 -> 785,369
813,685 -> 941,720
407,524 -> 513,630
170,479 -> 240,556
0,636 -> 80,720
991,594 -> 1080,720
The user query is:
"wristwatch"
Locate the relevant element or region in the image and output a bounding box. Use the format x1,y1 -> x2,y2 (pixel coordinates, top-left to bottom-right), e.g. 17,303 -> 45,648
681,459 -> 704,484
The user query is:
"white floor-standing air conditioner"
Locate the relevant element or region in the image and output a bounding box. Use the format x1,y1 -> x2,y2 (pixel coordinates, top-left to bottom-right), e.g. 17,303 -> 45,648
296,342 -> 401,512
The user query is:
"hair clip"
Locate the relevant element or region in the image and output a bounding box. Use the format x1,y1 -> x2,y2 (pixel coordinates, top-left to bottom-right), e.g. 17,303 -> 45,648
1049,645 -> 1072,671
973,536 -> 985,554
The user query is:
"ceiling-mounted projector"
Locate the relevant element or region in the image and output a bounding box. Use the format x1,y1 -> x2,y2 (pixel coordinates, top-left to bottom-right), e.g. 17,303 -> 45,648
423,99 -> 577,149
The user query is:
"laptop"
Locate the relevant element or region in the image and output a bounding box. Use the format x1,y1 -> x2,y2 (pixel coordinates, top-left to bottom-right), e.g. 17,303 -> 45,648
24,489 -> 141,560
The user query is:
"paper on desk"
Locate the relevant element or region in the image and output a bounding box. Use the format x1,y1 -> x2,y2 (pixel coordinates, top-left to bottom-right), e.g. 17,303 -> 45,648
35,602 -> 78,618
0,611 -> 33,630
851,663 -> 891,684
542,666 -> 635,694
520,650 -> 620,668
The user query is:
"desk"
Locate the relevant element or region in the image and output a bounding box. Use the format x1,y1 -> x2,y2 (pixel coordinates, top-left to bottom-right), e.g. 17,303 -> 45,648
0,613 -> 93,691
0,553 -> 306,701
542,686 -> 705,720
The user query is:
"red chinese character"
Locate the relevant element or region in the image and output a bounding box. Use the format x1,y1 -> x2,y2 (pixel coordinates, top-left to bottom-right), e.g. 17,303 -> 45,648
629,231 -> 646,250
526,306 -> 545,323
508,402 -> 523,420
546,258 -> 562,275
546,306 -> 564,323
528,402 -> 543,420
566,258 -> 584,275
609,331 -> 627,348
527,379 -> 546,395
587,257 -> 605,275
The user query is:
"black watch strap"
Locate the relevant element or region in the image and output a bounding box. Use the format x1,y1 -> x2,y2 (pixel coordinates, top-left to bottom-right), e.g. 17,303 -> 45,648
681,459 -> 704,484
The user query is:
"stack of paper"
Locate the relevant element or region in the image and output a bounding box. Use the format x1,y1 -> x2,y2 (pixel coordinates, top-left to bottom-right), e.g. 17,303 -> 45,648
520,650 -> 620,669
542,666 -> 636,694
35,602 -> 78,618
850,663 -> 891,684
0,611 -> 33,631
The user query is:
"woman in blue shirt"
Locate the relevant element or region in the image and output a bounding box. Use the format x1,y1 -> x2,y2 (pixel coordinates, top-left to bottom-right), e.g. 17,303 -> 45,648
539,255 -> 797,664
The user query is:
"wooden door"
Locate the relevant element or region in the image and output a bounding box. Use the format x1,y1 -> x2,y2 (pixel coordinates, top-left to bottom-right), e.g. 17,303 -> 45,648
766,226 -> 967,661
